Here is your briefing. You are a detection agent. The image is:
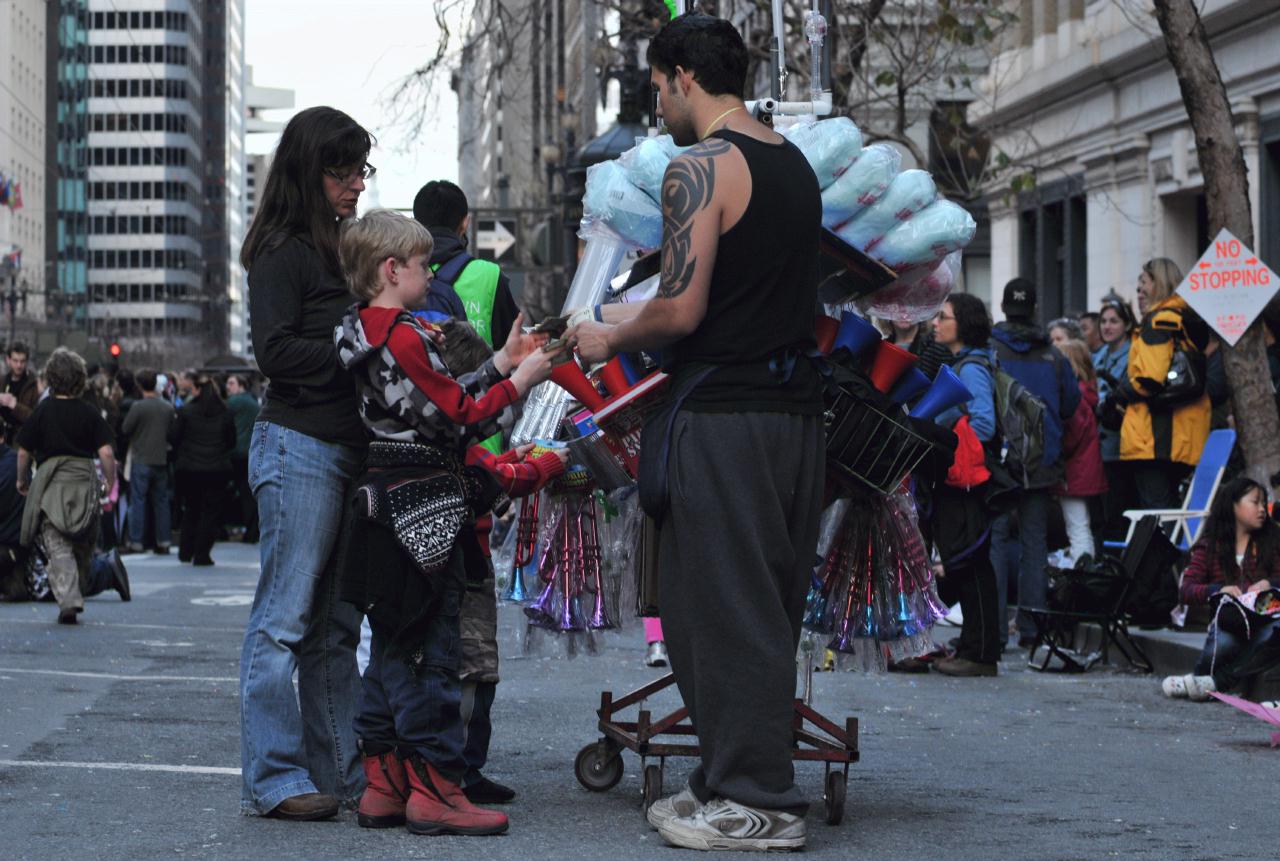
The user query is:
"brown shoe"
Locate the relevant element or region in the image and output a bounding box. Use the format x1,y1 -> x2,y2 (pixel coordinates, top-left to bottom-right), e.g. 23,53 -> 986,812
933,657 -> 998,677
266,792 -> 340,821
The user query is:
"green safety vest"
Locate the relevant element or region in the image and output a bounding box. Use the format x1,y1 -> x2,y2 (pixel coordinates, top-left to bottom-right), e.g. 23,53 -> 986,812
433,256 -> 504,455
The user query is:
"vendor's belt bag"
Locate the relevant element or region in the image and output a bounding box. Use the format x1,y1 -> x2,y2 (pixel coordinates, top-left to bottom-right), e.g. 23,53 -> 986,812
637,366 -> 717,523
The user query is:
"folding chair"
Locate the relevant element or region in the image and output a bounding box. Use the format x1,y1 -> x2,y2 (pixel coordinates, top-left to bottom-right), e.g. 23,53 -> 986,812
1104,429 -> 1236,553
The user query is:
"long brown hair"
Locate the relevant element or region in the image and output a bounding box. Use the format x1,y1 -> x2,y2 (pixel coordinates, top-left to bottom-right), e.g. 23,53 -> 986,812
241,107 -> 373,274
1057,338 -> 1096,384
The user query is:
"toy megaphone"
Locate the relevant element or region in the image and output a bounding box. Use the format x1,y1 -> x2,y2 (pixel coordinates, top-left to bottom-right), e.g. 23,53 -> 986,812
867,341 -> 918,395
888,367 -> 930,404
831,311 -> 881,362
814,315 -> 840,355
908,364 -> 972,421
550,360 -> 607,413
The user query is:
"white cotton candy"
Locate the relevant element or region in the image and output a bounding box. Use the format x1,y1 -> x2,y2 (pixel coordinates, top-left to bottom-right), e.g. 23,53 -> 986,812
580,160 -> 663,250
860,251 -> 962,324
870,200 -> 976,269
617,135 -> 687,204
835,170 -> 937,252
820,144 -> 901,229
782,117 -> 863,189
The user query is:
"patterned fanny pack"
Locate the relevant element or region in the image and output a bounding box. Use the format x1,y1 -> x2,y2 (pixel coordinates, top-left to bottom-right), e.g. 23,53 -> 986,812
357,442 -> 469,575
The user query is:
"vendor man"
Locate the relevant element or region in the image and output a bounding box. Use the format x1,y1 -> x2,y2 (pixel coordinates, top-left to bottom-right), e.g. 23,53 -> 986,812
569,13 -> 824,853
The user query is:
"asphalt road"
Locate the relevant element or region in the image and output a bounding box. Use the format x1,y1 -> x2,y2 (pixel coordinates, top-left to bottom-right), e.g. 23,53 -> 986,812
0,542 -> 1272,860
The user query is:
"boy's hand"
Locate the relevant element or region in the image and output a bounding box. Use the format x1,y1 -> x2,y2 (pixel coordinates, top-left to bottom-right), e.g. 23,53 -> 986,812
509,343 -> 560,395
567,320 -> 615,364
514,443 -> 536,460
497,313 -> 548,374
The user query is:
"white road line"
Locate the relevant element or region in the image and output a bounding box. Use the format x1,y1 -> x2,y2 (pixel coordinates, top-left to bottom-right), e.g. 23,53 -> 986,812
0,618 -> 243,633
0,667 -> 237,683
0,759 -> 239,776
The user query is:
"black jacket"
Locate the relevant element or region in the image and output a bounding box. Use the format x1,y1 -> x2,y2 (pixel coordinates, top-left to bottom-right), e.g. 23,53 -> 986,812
427,228 -> 520,350
170,393 -> 236,473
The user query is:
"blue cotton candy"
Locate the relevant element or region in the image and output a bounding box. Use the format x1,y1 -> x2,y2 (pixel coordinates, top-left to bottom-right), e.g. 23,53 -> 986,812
782,117 -> 863,189
820,143 -> 901,228
581,160 -> 663,250
836,170 -> 937,251
871,200 -> 977,269
618,135 -> 687,204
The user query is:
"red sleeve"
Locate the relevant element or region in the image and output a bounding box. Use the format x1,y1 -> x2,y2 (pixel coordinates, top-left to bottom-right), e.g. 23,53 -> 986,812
1179,542 -> 1221,605
465,447 -> 566,498
387,325 -> 517,424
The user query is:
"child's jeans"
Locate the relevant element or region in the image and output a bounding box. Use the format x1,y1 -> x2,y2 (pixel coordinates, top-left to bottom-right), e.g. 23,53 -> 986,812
354,586 -> 468,780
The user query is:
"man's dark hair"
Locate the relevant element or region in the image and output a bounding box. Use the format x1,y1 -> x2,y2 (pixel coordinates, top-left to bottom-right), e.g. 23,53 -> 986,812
949,293 -> 992,348
7,341 -> 29,358
136,368 -> 158,392
646,13 -> 749,98
1078,311 -> 1100,326
413,181 -> 469,232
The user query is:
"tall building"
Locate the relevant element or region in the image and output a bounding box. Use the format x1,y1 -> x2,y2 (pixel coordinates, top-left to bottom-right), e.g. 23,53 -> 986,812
971,0 -> 1280,320
1,0 -> 49,331
44,0 -> 91,331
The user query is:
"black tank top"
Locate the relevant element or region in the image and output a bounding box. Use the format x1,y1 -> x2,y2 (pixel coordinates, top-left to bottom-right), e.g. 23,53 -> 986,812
666,128 -> 823,413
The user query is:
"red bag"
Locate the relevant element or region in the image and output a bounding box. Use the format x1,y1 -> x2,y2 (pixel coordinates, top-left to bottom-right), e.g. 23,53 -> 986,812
945,415 -> 990,490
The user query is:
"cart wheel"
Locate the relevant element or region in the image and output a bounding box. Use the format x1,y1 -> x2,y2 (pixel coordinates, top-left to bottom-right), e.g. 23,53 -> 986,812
642,764 -> 663,810
575,742 -> 624,792
823,771 -> 846,826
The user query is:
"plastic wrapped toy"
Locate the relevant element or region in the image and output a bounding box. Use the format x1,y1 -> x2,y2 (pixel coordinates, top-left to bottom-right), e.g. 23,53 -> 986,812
859,251 -> 962,324
782,117 -> 863,189
870,199 -> 976,270
836,169 -> 937,251
820,143 -> 901,229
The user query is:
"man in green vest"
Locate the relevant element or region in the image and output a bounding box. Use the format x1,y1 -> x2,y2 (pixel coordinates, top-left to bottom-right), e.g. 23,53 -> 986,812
412,180 -> 520,352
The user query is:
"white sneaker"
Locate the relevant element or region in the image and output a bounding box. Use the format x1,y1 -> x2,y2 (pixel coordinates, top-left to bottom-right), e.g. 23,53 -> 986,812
1186,675 -> 1217,702
645,641 -> 669,668
658,797 -> 806,852
1161,675 -> 1188,698
646,785 -> 700,831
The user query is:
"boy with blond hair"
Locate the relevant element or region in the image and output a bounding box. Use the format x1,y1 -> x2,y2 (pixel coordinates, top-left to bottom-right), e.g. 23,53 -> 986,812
333,209 -> 562,837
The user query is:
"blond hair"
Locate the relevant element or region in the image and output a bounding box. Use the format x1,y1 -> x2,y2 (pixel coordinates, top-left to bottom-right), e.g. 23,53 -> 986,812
1142,257 -> 1184,307
1057,338 -> 1095,384
339,208 -> 434,301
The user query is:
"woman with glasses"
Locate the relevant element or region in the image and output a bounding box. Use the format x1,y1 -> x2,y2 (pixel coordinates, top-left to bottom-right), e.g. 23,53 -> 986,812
1118,258 -> 1211,511
238,107 -> 376,822
1093,297 -> 1137,539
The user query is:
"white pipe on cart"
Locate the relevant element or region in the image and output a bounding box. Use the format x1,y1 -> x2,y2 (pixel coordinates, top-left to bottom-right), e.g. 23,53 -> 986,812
746,92 -> 833,119
771,0 -> 787,100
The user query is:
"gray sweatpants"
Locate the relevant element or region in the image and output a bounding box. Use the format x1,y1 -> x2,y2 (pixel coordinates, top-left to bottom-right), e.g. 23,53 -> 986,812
657,411 -> 824,815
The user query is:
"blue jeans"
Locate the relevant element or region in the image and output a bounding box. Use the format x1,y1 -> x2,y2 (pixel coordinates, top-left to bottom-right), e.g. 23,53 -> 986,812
128,462 -> 171,547
354,586 -> 467,780
1194,618 -> 1280,691
991,489 -> 1051,639
239,422 -> 365,814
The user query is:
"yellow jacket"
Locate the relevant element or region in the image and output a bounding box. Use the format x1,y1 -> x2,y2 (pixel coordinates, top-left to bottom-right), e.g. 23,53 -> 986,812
1119,294 -> 1210,466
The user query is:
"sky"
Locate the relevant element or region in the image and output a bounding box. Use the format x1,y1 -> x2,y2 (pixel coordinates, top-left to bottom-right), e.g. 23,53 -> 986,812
244,0 -> 460,211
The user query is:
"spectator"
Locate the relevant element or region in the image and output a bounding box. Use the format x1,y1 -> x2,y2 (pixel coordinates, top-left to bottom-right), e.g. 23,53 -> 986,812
1164,478 -> 1280,701
876,317 -> 950,382
1093,297 -> 1137,539
1078,311 -> 1103,353
990,278 -> 1080,648
14,348 -> 116,624
1119,258 -> 1211,511
0,440 -> 27,601
122,369 -> 175,554
0,341 -> 39,444
929,294 -> 1002,676
170,371 -> 235,566
1048,317 -> 1083,347
225,375 -> 261,543
1055,339 -> 1107,564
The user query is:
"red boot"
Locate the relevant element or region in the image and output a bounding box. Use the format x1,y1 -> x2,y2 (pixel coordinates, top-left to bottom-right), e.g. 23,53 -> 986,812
357,752 -> 409,828
404,756 -> 509,836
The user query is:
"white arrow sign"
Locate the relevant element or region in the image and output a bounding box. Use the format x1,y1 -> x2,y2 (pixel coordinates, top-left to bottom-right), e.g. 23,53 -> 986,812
477,220 -> 517,260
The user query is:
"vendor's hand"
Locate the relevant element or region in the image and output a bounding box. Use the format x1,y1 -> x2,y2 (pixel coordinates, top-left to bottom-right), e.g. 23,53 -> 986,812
496,313 -> 549,373
568,320 -> 615,364
1248,579 -> 1272,594
15,478 -> 28,497
1219,585 -> 1243,599
509,343 -> 560,395
566,306 -> 594,329
0,393 -> 15,410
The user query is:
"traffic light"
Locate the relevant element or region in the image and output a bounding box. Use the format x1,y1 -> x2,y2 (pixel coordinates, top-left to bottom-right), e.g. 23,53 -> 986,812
109,342 -> 122,359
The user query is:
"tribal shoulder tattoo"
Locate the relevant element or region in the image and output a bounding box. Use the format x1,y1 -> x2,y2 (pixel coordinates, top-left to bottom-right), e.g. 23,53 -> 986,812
659,138 -> 731,298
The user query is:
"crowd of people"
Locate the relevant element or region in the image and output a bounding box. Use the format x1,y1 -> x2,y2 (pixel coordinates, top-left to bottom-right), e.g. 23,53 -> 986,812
3,10 -> 1279,855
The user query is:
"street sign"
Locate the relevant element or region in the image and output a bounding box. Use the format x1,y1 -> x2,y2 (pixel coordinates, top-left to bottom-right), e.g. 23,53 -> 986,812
475,216 -> 518,263
1176,228 -> 1279,346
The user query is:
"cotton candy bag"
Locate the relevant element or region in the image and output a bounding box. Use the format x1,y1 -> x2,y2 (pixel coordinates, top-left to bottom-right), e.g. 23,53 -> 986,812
859,251 -> 962,324
782,117 -> 863,189
870,200 -> 976,269
581,160 -> 663,250
820,143 -> 901,229
836,169 -> 937,251
617,135 -> 686,204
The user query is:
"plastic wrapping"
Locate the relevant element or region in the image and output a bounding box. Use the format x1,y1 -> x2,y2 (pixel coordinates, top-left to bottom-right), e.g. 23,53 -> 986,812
617,134 -> 686,204
860,250 -> 962,324
803,488 -> 948,672
870,199 -> 977,270
782,117 -> 862,189
836,169 -> 937,251
820,143 -> 901,229
580,160 -> 663,250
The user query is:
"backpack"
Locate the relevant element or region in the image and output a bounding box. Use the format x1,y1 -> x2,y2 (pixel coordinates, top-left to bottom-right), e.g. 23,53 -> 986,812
955,353 -> 1048,489
422,252 -> 472,320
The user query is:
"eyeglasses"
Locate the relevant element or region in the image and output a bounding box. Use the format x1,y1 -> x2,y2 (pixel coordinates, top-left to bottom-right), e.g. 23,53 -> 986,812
936,313 -> 956,321
324,163 -> 376,186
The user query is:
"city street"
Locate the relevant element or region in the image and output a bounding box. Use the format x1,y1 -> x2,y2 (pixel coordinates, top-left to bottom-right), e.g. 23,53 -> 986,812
0,542 -> 1271,860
